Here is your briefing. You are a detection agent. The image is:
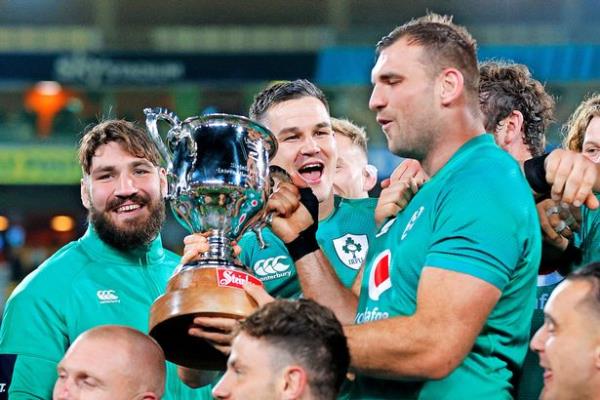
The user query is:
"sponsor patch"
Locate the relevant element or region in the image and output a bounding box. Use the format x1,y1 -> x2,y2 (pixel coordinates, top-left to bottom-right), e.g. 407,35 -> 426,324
368,250 -> 392,301
217,268 -> 263,289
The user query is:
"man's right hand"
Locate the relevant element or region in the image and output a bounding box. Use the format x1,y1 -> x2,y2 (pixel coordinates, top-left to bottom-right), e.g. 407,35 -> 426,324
267,178 -> 315,244
544,149 -> 599,209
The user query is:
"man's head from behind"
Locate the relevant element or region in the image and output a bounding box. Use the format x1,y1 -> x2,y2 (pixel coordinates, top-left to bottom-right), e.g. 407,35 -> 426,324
531,263 -> 600,400
212,299 -> 350,400
479,61 -> 555,161
331,117 -> 377,198
369,13 -> 480,159
79,120 -> 167,251
53,325 -> 166,400
249,80 -> 336,203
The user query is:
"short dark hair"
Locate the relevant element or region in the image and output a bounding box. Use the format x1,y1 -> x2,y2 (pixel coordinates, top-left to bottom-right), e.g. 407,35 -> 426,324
479,61 -> 555,157
78,120 -> 161,175
568,262 -> 600,319
376,13 -> 479,104
238,299 -> 349,400
249,79 -> 329,122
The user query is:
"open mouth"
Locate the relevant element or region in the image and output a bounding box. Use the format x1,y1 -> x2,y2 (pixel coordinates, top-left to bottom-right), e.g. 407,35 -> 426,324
298,162 -> 324,183
115,203 -> 142,214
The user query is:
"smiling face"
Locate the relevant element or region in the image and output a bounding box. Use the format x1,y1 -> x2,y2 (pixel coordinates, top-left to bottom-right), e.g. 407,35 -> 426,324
81,141 -> 167,250
369,38 -> 439,161
261,96 -> 337,203
530,279 -> 600,400
212,333 -> 281,400
582,116 -> 600,163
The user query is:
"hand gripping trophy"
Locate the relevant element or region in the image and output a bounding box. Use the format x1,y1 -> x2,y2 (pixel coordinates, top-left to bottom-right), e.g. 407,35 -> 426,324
144,108 -> 276,369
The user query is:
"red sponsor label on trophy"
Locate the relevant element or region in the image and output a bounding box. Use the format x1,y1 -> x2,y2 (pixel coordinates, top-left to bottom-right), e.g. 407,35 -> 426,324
217,268 -> 263,289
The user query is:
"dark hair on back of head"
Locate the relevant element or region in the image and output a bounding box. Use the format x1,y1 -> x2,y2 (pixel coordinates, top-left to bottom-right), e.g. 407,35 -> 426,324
479,61 -> 555,157
239,299 -> 349,400
249,79 -> 329,122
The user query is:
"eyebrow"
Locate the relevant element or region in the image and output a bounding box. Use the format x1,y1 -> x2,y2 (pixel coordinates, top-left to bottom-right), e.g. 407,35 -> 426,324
583,140 -> 600,147
91,160 -> 154,174
372,72 -> 403,84
276,121 -> 331,136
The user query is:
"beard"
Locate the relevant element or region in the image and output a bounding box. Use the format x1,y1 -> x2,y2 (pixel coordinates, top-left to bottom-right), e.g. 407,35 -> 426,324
90,193 -> 166,252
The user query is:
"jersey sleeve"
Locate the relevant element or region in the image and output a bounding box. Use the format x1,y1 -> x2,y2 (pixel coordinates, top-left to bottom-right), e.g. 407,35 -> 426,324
0,285 -> 68,398
425,168 -> 534,290
2,355 -> 57,399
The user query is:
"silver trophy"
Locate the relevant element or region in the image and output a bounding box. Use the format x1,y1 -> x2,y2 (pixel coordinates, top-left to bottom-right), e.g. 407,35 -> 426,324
143,107 -> 276,369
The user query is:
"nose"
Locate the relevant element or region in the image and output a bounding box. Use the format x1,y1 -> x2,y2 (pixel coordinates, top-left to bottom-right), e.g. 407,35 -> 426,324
114,172 -> 138,197
211,373 -> 231,399
53,380 -> 72,400
369,84 -> 386,112
530,324 -> 547,353
300,135 -> 320,155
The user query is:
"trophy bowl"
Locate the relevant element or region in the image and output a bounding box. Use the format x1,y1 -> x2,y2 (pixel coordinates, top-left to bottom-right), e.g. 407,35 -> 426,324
144,108 -> 276,369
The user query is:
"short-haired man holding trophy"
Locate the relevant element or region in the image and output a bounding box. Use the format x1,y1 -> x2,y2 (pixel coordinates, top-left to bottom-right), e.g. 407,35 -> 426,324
180,80 -> 379,393
0,120 -> 204,399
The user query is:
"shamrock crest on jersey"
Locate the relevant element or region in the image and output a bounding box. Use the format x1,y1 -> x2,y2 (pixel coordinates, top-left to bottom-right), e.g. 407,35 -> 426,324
333,234 -> 369,270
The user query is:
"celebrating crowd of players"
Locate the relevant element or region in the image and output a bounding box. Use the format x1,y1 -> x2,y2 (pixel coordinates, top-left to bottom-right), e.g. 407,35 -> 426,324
1,12 -> 600,400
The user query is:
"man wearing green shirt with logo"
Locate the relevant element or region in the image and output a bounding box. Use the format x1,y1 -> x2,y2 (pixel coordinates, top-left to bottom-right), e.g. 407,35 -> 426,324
266,14 -> 542,399
0,120 -> 204,399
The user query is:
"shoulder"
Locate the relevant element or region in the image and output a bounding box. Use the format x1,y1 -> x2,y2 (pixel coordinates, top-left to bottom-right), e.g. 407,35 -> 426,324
5,240 -> 92,311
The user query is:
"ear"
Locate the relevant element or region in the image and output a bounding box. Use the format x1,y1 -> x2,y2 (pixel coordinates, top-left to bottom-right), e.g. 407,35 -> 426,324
503,110 -> 525,145
81,177 -> 92,210
594,345 -> 600,370
362,164 -> 378,193
281,366 -> 308,400
158,167 -> 168,198
439,68 -> 464,107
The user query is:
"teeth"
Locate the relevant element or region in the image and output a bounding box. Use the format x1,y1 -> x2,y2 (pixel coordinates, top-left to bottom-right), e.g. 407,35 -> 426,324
301,163 -> 323,170
117,204 -> 141,213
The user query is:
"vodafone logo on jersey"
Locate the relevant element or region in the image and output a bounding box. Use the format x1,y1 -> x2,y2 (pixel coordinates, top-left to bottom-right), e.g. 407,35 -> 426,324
368,250 -> 392,301
217,268 -> 263,289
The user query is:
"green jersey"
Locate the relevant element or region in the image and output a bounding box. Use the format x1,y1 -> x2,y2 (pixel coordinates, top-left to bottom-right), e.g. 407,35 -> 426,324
517,270 -> 565,400
352,135 -> 541,400
239,196 -> 378,294
577,192 -> 600,266
0,227 -> 205,399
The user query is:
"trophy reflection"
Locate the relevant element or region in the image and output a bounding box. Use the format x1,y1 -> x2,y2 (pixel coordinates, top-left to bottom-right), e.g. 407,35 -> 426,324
143,107 -> 276,369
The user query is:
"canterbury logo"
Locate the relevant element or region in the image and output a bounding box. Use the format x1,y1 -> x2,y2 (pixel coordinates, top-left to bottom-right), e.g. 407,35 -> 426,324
97,289 -> 119,303
254,256 -> 290,276
368,250 -> 392,301
401,206 -> 424,240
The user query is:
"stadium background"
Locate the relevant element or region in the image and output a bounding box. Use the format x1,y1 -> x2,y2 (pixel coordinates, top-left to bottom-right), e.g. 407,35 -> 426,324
1,0 -> 600,308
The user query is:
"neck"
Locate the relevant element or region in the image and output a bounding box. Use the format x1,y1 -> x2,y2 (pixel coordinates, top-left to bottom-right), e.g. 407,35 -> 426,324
422,110 -> 485,176
318,193 -> 335,221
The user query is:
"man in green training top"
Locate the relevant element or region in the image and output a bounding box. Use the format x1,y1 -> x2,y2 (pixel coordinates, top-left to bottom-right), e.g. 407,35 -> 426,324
265,14 -> 542,399
0,120 -> 204,399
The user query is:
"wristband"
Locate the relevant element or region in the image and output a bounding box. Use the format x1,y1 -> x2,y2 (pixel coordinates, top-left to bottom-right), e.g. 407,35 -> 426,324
524,153 -> 552,194
284,187 -> 320,261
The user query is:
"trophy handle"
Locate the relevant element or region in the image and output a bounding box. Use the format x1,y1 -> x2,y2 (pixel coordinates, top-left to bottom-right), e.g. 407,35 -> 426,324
251,165 -> 293,249
143,107 -> 182,167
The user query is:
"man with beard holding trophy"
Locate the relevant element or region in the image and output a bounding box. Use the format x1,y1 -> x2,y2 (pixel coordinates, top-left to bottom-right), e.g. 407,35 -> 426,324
0,120 -> 204,399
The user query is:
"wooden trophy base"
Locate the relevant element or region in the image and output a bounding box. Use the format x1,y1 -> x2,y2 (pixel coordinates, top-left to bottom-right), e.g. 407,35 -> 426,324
149,264 -> 262,370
